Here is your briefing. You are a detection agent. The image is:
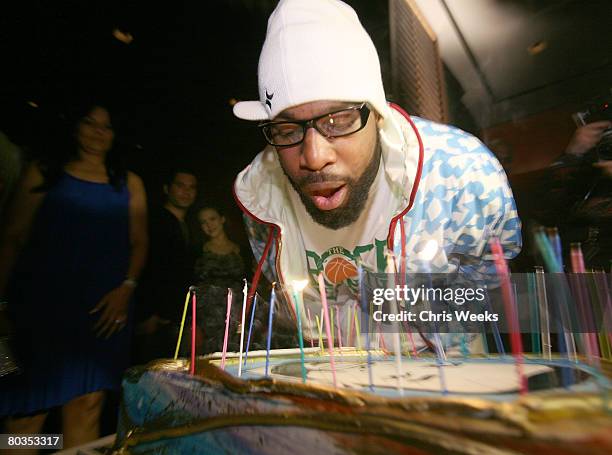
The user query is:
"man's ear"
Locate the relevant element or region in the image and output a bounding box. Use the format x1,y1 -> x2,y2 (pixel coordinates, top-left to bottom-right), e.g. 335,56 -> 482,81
375,112 -> 384,128
163,184 -> 169,195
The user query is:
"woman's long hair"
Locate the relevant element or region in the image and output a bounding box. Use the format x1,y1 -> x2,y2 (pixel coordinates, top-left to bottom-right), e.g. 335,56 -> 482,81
34,102 -> 127,192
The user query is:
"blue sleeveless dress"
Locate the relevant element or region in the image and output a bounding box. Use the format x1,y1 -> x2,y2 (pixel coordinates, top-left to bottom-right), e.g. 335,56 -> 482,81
1,172 -> 132,416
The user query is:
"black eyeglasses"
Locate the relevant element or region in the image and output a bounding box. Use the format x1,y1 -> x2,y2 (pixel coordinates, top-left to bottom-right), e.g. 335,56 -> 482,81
259,103 -> 371,147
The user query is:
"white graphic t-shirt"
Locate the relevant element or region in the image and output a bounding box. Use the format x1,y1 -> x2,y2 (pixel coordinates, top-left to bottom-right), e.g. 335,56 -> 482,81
286,160 -> 396,343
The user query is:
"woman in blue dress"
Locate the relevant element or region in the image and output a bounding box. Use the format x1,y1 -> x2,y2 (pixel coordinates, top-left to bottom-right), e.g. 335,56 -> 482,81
0,104 -> 148,450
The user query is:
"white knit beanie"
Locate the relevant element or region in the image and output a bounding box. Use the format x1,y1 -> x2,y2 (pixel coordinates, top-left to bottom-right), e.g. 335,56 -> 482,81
233,0 -> 390,122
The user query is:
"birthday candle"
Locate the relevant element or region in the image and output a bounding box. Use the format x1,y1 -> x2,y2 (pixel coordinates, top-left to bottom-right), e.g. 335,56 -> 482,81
584,271 -> 609,361
175,288 -> 192,360
547,227 -> 564,271
534,267 -> 551,360
527,272 -> 541,355
480,329 -> 490,356
378,321 -> 388,352
415,240 -> 441,354
318,273 -> 338,388
417,239 -> 448,394
534,229 -> 578,366
596,269 -> 612,338
336,305 -> 343,355
220,288 -> 233,371
330,306 -> 335,349
483,288 -> 505,355
244,293 -> 258,367
432,332 -> 448,395
265,284 -> 276,377
407,239 -> 442,359
570,242 -> 586,273
536,232 -> 579,363
315,315 -> 324,352
570,244 -> 601,362
346,303 -> 353,347
460,333 -> 469,358
535,228 -> 561,272
358,265 -> 373,391
593,271 -> 612,356
592,271 -> 612,359
238,280 -> 248,377
353,303 -> 362,351
490,238 -> 527,395
190,291 -> 197,375
306,307 -> 315,348
535,227 -> 579,361
292,280 -> 308,384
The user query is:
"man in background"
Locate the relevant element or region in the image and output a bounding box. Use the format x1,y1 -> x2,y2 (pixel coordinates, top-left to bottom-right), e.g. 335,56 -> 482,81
133,169 -> 198,363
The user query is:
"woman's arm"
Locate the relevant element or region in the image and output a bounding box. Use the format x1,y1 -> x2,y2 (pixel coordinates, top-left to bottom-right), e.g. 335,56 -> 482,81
0,163 -> 46,296
92,171 -> 148,337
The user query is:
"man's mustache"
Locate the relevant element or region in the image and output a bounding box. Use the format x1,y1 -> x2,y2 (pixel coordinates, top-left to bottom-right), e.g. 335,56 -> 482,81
297,173 -> 353,186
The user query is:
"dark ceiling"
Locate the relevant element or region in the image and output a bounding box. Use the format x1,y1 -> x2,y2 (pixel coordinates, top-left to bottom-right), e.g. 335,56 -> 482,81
415,0 -> 612,127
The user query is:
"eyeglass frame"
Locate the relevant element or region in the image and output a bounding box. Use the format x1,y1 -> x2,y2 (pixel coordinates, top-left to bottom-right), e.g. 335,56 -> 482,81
258,102 -> 371,147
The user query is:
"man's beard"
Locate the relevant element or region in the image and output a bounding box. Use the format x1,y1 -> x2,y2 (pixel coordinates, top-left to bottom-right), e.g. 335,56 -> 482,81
282,141 -> 381,230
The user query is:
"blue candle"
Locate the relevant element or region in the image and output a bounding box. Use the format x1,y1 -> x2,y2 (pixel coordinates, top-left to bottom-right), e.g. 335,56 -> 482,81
418,240 -> 448,396
265,285 -> 276,377
547,227 -> 564,271
358,264 -> 374,391
243,293 -> 258,367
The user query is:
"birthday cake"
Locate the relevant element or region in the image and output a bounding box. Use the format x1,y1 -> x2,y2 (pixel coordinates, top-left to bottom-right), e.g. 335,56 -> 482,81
110,235 -> 612,454
112,348 -> 612,454
113,259 -> 612,453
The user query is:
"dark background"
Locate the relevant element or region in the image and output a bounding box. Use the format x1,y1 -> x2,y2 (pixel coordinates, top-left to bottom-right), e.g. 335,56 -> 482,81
0,0 -> 390,244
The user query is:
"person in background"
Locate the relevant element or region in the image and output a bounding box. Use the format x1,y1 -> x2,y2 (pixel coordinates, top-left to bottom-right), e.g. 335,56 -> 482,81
548,120 -> 611,268
195,207 -> 246,290
0,103 -> 147,451
562,120 -> 612,164
193,206 -> 251,354
510,120 -> 612,271
134,169 -> 197,362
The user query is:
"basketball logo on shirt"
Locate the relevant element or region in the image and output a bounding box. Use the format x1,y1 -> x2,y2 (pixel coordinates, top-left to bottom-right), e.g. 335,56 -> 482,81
306,240 -> 389,291
323,255 -> 358,284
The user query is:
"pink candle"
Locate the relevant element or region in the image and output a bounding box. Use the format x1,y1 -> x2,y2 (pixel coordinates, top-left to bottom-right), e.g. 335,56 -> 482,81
318,273 -> 337,387
336,306 -> 343,353
190,292 -> 197,375
490,238 -> 527,395
570,243 -> 600,361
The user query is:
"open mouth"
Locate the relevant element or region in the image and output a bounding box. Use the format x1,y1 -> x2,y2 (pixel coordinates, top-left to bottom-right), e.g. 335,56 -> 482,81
305,183 -> 347,211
